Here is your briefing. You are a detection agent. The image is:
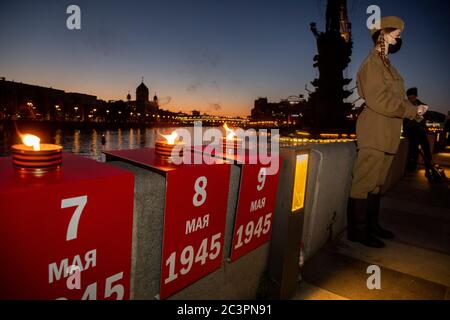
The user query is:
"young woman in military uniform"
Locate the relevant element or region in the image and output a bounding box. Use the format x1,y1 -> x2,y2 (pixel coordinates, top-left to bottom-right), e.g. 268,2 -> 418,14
348,16 -> 429,248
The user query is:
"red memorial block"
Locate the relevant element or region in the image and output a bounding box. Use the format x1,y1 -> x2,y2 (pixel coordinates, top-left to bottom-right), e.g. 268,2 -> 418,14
192,144 -> 281,262
230,160 -> 281,261
0,154 -> 134,300
103,148 -> 231,300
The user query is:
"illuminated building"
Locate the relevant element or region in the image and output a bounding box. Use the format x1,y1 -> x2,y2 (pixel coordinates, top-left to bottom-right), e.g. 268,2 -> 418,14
250,97 -> 306,126
0,78 -> 97,121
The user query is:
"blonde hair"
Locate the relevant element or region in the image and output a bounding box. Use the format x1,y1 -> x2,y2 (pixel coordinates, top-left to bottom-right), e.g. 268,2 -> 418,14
372,28 -> 397,69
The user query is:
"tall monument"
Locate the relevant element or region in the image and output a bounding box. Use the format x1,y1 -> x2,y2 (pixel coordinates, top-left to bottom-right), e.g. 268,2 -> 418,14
306,0 -> 354,132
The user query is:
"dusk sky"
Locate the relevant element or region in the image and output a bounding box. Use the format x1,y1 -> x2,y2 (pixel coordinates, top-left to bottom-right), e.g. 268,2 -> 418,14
0,0 -> 449,116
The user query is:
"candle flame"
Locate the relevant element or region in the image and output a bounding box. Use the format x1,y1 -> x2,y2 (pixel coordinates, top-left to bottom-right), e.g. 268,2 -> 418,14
21,134 -> 41,151
160,131 -> 178,145
223,123 -> 236,140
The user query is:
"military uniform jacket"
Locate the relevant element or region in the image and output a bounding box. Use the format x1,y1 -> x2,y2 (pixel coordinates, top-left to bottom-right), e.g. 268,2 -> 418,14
356,48 -> 418,154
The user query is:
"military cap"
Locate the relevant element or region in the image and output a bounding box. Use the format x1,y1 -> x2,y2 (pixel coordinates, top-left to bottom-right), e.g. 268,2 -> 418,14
370,16 -> 405,36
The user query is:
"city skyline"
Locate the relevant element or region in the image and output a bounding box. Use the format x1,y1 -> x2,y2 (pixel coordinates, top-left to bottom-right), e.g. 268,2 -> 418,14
1,0 -> 449,117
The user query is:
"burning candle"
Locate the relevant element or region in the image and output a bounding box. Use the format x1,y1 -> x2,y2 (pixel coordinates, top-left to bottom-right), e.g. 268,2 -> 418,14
222,124 -> 241,154
11,134 -> 63,173
22,134 -> 41,151
155,131 -> 184,159
224,123 -> 236,141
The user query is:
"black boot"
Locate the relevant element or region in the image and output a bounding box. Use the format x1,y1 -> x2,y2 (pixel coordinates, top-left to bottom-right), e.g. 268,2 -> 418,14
347,198 -> 385,248
367,193 -> 395,239
425,166 -> 444,184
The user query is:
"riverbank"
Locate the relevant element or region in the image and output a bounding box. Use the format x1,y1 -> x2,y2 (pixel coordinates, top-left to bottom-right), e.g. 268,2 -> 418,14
0,119 -> 188,132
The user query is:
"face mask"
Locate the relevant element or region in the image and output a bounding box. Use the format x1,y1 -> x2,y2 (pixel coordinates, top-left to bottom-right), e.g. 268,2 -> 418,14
387,37 -> 402,54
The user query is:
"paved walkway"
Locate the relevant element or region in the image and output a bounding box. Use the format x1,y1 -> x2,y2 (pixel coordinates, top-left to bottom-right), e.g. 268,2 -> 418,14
294,147 -> 450,300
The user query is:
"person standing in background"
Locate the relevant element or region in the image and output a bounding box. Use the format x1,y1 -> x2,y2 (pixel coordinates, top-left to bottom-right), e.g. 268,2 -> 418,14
403,87 -> 434,180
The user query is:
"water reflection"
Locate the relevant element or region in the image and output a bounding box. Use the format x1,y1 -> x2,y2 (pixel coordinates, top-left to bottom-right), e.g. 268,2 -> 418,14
117,128 -> 122,150
55,130 -> 62,145
73,130 -> 80,154
0,127 -> 210,162
129,128 -> 134,150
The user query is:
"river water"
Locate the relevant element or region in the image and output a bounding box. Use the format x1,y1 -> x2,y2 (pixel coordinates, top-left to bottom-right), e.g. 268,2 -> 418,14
0,127 -> 204,162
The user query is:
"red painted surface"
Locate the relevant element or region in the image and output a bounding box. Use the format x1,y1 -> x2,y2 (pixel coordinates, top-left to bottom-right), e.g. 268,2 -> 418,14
160,164 -> 230,299
230,161 -> 281,261
104,148 -> 225,173
103,148 -> 231,299
190,144 -> 279,165
190,145 -> 281,261
0,154 -> 134,300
